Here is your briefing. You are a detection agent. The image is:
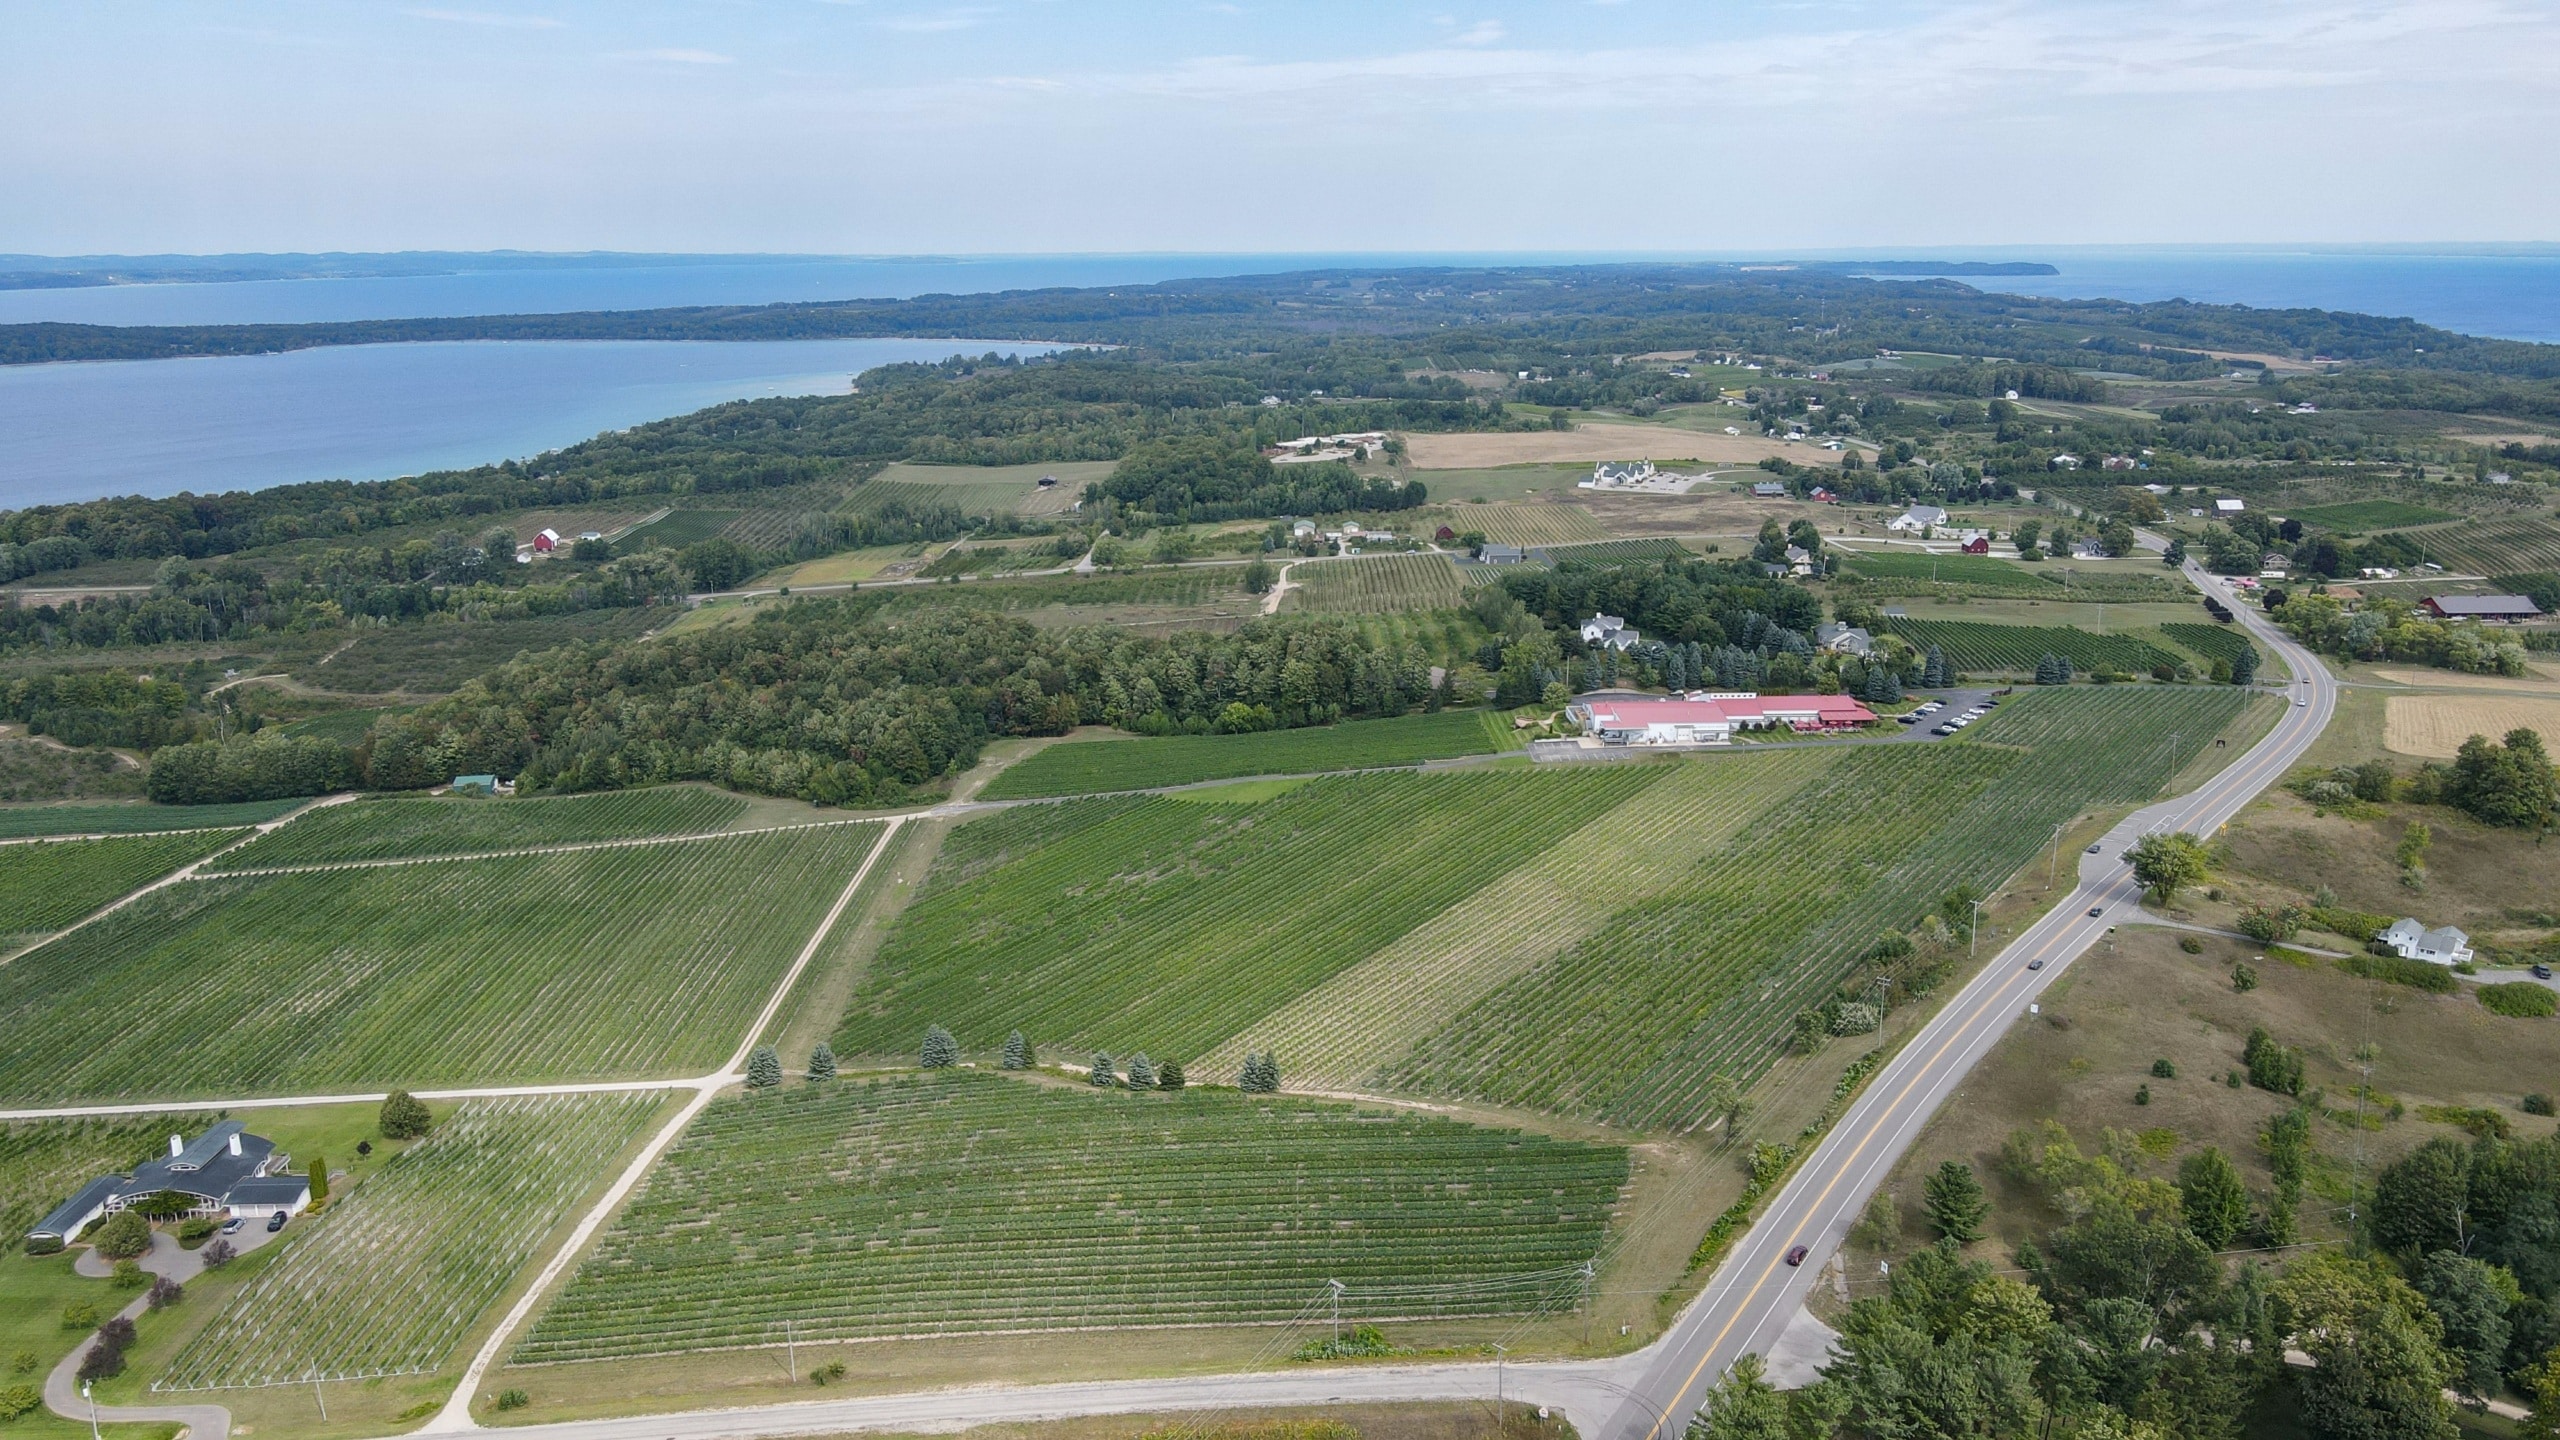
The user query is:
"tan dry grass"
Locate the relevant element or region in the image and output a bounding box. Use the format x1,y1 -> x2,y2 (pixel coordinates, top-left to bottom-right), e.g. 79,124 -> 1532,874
2373,668 -> 2560,695
1403,423 -> 1839,470
2382,694 -> 2560,758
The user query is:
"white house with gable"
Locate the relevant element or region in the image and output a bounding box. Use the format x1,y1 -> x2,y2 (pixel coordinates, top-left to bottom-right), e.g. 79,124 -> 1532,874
1888,505 -> 1949,534
2379,918 -> 2472,966
1581,614 -> 1641,651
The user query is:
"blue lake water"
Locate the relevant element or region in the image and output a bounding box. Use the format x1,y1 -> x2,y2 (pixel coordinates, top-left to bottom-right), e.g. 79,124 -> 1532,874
0,338 -> 1060,508
6,246 -> 2558,509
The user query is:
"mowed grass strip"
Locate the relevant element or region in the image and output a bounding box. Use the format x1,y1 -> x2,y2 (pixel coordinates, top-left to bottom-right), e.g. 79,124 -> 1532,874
835,768 -> 1661,1065
515,1071 -> 1627,1360
0,829 -> 244,935
980,710 -> 1505,800
0,822 -> 887,1103
210,786 -> 753,870
162,1093 -> 661,1389
1877,618 -> 2182,675
0,799 -> 301,840
1204,750 -> 1830,1089
1,1114 -> 218,1239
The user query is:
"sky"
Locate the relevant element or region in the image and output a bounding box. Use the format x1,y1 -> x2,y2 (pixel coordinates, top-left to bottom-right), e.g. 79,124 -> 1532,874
6,0 -> 2558,255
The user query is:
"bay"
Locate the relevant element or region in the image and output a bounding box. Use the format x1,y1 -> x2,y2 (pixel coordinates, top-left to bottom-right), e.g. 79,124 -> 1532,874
0,338 -> 1060,509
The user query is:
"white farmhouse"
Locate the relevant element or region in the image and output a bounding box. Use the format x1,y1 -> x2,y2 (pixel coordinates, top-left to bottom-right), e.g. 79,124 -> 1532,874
1888,505 -> 1950,534
1580,614 -> 1641,651
2379,918 -> 2472,966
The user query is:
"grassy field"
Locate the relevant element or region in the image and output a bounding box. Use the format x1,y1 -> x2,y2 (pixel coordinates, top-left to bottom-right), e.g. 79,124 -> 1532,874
1426,501 -> 1611,544
765,543 -> 930,588
515,1072 -> 1627,1360
1839,549 -> 2181,601
210,787 -> 752,870
978,710 -> 1510,800
1877,618 -> 2184,675
160,1093 -> 661,1389
0,830 -> 243,937
2286,500 -> 2459,531
0,736 -> 145,804
0,1114 -> 218,1239
1396,688 -> 2254,1128
0,821 -> 887,1102
2420,517 -> 2560,574
289,608 -> 672,694
916,541 -> 1073,579
835,768 -> 1658,1068
873,569 -> 1250,615
1285,553 -> 1465,614
848,461 -> 1111,519
613,511 -> 739,551
0,798 -> 299,839
2382,694 -> 2560,758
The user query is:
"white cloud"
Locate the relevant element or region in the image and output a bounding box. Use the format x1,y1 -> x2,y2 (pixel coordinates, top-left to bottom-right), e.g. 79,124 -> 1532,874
403,8 -> 565,29
607,47 -> 736,64
876,6 -> 995,31
1448,19 -> 1505,46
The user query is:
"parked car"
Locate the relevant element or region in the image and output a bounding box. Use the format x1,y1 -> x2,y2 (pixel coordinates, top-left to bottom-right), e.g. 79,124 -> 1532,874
220,1217 -> 243,1235
2535,963 -> 2554,980
266,1211 -> 288,1233
2086,843 -> 2103,854
1785,1244 -> 1811,1267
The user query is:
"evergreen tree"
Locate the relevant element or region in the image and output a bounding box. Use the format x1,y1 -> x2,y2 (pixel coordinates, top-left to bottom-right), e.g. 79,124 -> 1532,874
1000,1030 -> 1030,1070
2231,644 -> 2259,686
2058,654 -> 2075,681
920,1025 -> 959,1069
307,1154 -> 328,1206
807,1042 -> 837,1082
1239,1052 -> 1281,1093
1125,1052 -> 1157,1090
1158,1060 -> 1186,1091
2414,1252 -> 2513,1406
745,1045 -> 782,1089
2037,653 -> 2065,685
1923,645 -> 1948,688
2178,1146 -> 2250,1250
1923,1159 -> 1989,1243
1090,1051 -> 1116,1087
1686,1352 -> 1789,1440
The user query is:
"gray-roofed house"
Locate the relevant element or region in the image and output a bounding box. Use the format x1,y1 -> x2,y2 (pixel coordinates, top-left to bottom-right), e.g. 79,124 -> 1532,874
2421,595 -> 2543,622
2380,917 -> 2473,966
1814,622 -> 1874,657
1476,543 -> 1527,565
24,1122 -> 308,1248
1888,504 -> 1950,534
1580,613 -> 1641,651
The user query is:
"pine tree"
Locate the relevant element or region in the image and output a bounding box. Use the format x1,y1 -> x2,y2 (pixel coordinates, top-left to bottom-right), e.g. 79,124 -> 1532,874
745,1045 -> 782,1089
307,1154 -> 328,1205
1158,1060 -> 1186,1091
1000,1030 -> 1029,1070
2232,644 -> 2259,686
920,1025 -> 958,1069
2036,653 -> 2064,686
1090,1052 -> 1116,1087
807,1042 -> 837,1082
2179,1147 -> 2250,1251
1922,1159 -> 1989,1242
1239,1052 -> 1281,1094
1924,645 -> 1948,688
2057,654 -> 2074,681
1125,1053 -> 1157,1090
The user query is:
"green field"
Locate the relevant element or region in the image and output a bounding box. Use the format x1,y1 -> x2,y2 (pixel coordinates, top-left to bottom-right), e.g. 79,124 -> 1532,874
836,768 -> 1658,1065
515,1071 -> 1626,1360
274,705 -> 411,744
846,461 -> 1110,519
916,541 -> 1071,579
873,568 -> 1250,614
0,830 -> 243,936
2286,500 -> 2459,531
1,1114 -> 216,1239
1396,687 -> 2254,1127
2419,517 -> 2560,575
1840,549 -> 2180,600
160,1093 -> 661,1389
0,822 -> 887,1102
290,608 -> 672,694
1287,552 -> 1464,614
2159,622 -> 2260,668
1877,618 -> 2183,675
1535,538 -> 1694,564
211,787 -> 752,870
613,511 -> 741,551
979,709 -> 1509,800
0,798 -> 299,839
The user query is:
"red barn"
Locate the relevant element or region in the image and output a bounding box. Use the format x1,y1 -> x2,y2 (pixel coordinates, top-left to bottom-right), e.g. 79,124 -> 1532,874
532,528 -> 561,553
1962,537 -> 1990,555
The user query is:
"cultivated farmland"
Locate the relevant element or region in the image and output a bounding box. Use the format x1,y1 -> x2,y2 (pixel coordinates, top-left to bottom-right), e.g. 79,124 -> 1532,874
2421,517 -> 2560,575
0,799 -> 300,840
0,829 -> 243,937
516,1072 -> 1627,1360
1,1114 -> 216,1239
875,569 -> 1250,615
1876,618 -> 2183,675
211,787 -> 752,870
2383,694 -> 2560,758
1534,538 -> 1694,564
2159,623 -> 2260,669
978,710 -> 1507,801
1430,503 -> 1611,546
1837,550 -> 2178,601
161,1093 -> 661,1390
0,822 -> 888,1102
1286,553 -> 1464,614
2286,500 -> 2458,531
835,768 -> 1660,1066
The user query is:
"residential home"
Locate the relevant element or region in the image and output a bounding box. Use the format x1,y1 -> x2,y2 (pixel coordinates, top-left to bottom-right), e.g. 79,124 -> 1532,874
2379,918 -> 2473,966
1888,505 -> 1950,534
1814,622 -> 1874,656
2049,454 -> 2082,471
27,1123 -> 309,1247
1581,614 -> 1641,651
1477,543 -> 1526,565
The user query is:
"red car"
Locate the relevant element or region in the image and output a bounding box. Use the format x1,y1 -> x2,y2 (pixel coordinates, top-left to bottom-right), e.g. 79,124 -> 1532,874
1785,1245 -> 1811,1267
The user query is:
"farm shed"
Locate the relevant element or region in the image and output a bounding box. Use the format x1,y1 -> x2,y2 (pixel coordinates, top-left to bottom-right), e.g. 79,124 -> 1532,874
2421,595 -> 2542,621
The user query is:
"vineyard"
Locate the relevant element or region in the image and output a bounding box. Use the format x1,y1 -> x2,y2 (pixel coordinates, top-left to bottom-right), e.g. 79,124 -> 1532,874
211,787 -> 752,870
1205,751 -> 1831,1090
0,822 -> 887,1102
1395,687 -> 2252,1128
1431,503 -> 1610,546
2159,623 -> 2259,669
1286,553 -> 1464,614
0,799 -> 300,840
1,1114 -> 215,1239
0,829 -> 243,937
1839,550 -> 2179,601
1877,618 -> 2183,675
917,542 -> 1071,579
161,1093 -> 661,1390
2286,500 -> 2458,531
978,710 -> 1507,800
1535,539 -> 1694,565
835,768 -> 1660,1067
2421,518 -> 2560,575
876,568 -> 1250,614
515,1072 -> 1626,1360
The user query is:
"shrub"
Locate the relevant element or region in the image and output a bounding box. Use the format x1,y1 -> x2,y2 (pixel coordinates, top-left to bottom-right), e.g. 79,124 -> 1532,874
2232,962 -> 2258,992
146,1275 -> 183,1310
494,1388 -> 529,1411
2524,1093 -> 2556,1116
2340,952 -> 2459,993
91,1209 -> 151,1260
176,1216 -> 218,1247
2151,1058 -> 2177,1079
8,1351 -> 32,1375
2308,906 -> 2393,943
2179,935 -> 2204,955
199,1238 -> 236,1269
0,1384 -> 37,1422
2243,1027 -> 2304,1096
2134,1084 -> 2152,1106
23,1236 -> 62,1256
60,1301 -> 98,1331
379,1089 -> 434,1139
811,1361 -> 848,1385
2479,982 -> 2558,1018
112,1259 -> 146,1289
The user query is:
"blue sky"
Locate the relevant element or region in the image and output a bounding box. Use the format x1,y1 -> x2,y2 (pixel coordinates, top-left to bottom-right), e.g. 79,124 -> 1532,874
6,1 -> 2555,254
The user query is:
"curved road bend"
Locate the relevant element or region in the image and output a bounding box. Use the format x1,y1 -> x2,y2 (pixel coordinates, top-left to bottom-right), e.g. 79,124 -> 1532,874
1599,556 -> 2333,1440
